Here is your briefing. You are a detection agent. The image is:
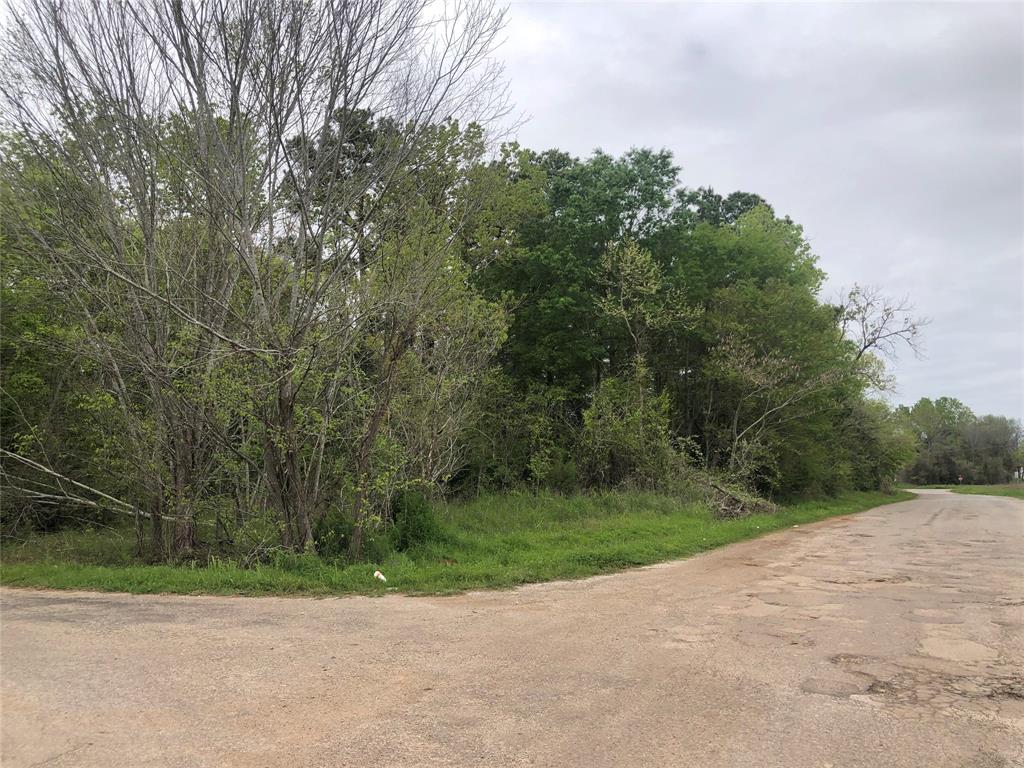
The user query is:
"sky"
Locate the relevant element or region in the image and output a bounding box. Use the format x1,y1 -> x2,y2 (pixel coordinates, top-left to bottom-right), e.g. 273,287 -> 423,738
498,0 -> 1024,420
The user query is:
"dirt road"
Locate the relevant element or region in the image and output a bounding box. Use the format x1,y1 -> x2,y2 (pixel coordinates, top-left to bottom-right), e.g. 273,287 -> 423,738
2,490 -> 1022,767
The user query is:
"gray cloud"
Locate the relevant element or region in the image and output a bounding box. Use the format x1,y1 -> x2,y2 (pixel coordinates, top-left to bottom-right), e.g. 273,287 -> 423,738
501,1 -> 1023,419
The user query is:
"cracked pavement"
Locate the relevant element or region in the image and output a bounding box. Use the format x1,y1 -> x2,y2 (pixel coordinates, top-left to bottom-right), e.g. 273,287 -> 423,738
1,489 -> 1022,767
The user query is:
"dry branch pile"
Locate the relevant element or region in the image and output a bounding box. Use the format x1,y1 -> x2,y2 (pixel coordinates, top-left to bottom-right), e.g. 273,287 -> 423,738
708,481 -> 778,520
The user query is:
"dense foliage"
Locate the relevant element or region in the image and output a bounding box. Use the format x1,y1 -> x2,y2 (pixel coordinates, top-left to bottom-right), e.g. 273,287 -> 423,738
898,398 -> 1022,485
459,148 -> 923,499
1,0 -> 1008,569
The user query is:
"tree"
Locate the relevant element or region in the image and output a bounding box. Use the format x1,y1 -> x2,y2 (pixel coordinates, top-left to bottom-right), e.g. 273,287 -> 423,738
478,147 -> 682,399
679,187 -> 773,227
598,240 -> 698,363
900,397 -> 976,484
579,363 -> 675,488
839,400 -> 917,492
839,284 -> 927,365
1,0 -> 509,557
901,401 -> 1020,485
0,149 -> 128,535
961,416 -> 1020,483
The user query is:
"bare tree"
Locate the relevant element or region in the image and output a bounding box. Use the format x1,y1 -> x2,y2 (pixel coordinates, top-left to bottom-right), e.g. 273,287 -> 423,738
1,0 -> 510,556
839,284 -> 927,362
706,335 -> 843,480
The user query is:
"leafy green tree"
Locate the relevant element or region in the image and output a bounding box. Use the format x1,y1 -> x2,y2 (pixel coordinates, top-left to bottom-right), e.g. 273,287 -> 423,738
678,187 -> 773,227
900,397 -> 975,484
840,400 -> 917,492
598,240 -> 699,365
699,280 -> 852,488
900,399 -> 1020,484
478,147 -> 681,399
579,363 -> 675,488
960,416 -> 1020,484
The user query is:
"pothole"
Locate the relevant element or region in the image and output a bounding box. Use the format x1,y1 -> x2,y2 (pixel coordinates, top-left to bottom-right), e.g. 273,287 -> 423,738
801,677 -> 870,697
830,653 -> 880,665
831,654 -> 1022,708
864,670 -> 1023,705
988,679 -> 1024,700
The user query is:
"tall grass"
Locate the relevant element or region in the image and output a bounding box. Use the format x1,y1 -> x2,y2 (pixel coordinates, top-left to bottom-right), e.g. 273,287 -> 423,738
0,490 -> 912,596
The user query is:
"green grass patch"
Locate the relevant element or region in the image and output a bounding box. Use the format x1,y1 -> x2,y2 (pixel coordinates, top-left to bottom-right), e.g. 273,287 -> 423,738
899,482 -> 1024,500
0,490 -> 913,597
948,484 -> 1024,500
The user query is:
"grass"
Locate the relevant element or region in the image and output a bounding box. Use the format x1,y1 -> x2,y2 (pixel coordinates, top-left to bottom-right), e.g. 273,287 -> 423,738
0,489 -> 913,597
948,484 -> 1024,500
899,482 -> 1024,500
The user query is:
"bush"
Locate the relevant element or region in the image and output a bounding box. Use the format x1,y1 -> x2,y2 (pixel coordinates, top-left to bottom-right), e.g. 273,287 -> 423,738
391,490 -> 440,552
313,508 -> 354,560
579,372 -> 675,488
270,549 -> 324,574
314,507 -> 397,564
457,374 -> 578,494
314,492 -> 441,562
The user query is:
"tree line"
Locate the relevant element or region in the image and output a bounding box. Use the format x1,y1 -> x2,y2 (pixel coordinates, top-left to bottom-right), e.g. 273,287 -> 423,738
1,0 -> 1009,564
898,398 -> 1022,485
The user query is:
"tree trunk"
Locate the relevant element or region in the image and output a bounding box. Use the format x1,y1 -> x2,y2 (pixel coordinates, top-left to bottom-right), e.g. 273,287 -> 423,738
347,331 -> 409,560
171,433 -> 198,557
149,499 -> 164,561
262,435 -> 293,550
262,374 -> 315,551
134,509 -> 145,558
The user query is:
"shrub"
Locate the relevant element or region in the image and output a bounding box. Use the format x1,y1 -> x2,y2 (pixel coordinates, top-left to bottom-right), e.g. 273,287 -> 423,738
457,374 -> 578,494
315,490 -> 441,562
529,446 -> 579,493
579,372 -> 675,488
391,490 -> 440,552
315,507 -> 397,563
313,508 -> 354,561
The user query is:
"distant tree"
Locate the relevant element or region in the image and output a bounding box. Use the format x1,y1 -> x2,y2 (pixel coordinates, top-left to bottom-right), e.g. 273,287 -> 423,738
960,415 -> 1021,484
897,398 -> 1020,485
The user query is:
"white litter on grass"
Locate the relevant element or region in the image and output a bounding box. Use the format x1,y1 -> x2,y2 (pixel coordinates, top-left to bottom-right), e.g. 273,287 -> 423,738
373,570 -> 387,582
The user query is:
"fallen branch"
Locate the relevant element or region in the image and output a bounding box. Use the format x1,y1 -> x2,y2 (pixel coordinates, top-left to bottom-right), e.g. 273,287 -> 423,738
0,448 -> 182,521
707,479 -> 777,520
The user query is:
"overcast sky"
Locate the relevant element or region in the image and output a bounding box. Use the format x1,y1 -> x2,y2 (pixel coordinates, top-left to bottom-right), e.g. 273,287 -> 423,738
499,1 -> 1024,420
